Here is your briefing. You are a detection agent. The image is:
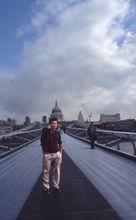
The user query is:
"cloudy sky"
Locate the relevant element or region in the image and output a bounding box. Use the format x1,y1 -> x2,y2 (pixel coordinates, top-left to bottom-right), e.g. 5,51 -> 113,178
0,0 -> 136,122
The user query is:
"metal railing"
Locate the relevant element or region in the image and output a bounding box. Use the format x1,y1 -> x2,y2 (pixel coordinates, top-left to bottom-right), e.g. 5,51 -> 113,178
66,127 -> 136,157
0,127 -> 42,158
0,128 -> 42,139
1,124 -> 136,158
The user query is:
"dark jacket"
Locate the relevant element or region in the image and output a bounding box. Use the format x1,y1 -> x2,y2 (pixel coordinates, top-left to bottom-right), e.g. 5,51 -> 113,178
87,125 -> 97,140
87,125 -> 96,135
41,128 -> 62,153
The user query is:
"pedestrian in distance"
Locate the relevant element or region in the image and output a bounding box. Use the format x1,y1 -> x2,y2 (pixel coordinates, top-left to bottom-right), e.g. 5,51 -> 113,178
87,122 -> 97,149
40,117 -> 63,195
62,125 -> 66,133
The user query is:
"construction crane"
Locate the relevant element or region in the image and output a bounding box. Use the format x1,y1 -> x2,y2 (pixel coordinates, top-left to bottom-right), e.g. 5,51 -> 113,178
81,103 -> 92,122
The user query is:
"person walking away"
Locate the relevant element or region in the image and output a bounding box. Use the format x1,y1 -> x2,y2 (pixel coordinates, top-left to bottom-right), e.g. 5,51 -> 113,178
41,117 -> 63,194
62,125 -> 66,133
87,122 -> 97,149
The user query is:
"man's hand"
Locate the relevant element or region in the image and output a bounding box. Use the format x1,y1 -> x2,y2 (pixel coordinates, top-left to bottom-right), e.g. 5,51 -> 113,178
59,144 -> 63,153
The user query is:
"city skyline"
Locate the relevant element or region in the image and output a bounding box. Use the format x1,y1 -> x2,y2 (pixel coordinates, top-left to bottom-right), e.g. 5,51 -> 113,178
0,0 -> 136,122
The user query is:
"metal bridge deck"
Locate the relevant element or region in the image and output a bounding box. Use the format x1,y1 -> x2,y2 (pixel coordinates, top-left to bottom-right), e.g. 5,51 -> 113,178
17,151 -> 120,220
63,134 -> 136,220
0,133 -> 136,220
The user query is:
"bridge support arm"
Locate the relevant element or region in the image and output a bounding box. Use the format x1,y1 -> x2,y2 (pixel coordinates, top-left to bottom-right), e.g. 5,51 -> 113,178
126,134 -> 136,156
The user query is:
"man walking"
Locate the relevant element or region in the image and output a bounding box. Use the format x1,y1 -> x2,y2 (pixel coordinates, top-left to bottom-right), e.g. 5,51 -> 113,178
41,117 -> 63,194
87,122 -> 97,149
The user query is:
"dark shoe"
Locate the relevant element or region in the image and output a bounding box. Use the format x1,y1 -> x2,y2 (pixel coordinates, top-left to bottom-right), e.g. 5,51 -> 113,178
53,187 -> 62,194
91,147 -> 95,149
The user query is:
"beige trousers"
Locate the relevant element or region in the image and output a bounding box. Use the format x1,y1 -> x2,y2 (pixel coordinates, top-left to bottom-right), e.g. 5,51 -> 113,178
42,152 -> 62,190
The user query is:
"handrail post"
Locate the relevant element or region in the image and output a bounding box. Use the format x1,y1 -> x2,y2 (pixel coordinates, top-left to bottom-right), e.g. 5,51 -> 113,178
112,133 -> 120,151
126,134 -> 136,156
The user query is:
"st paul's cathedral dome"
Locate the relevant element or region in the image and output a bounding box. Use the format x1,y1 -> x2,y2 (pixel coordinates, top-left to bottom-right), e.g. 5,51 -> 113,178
50,101 -> 63,121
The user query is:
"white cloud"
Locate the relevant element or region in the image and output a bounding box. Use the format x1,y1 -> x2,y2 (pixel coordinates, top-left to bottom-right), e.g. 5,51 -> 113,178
0,0 -> 136,122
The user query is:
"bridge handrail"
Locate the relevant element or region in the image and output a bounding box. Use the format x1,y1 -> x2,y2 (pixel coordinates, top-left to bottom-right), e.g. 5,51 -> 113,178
0,128 -> 42,139
66,127 -> 136,156
66,127 -> 136,136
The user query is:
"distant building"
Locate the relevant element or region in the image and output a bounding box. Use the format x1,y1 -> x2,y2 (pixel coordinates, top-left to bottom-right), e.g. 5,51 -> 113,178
12,119 -> 16,125
112,119 -> 136,132
98,119 -> 136,132
100,113 -> 120,123
0,120 -> 6,126
0,118 -> 16,134
0,125 -> 13,134
24,116 -> 31,125
50,101 -> 63,122
78,111 -> 84,123
0,118 -> 16,126
7,118 -> 16,125
42,115 -> 47,123
7,118 -> 12,124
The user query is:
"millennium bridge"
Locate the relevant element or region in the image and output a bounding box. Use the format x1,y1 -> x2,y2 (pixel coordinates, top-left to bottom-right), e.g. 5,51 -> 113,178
0,123 -> 136,220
